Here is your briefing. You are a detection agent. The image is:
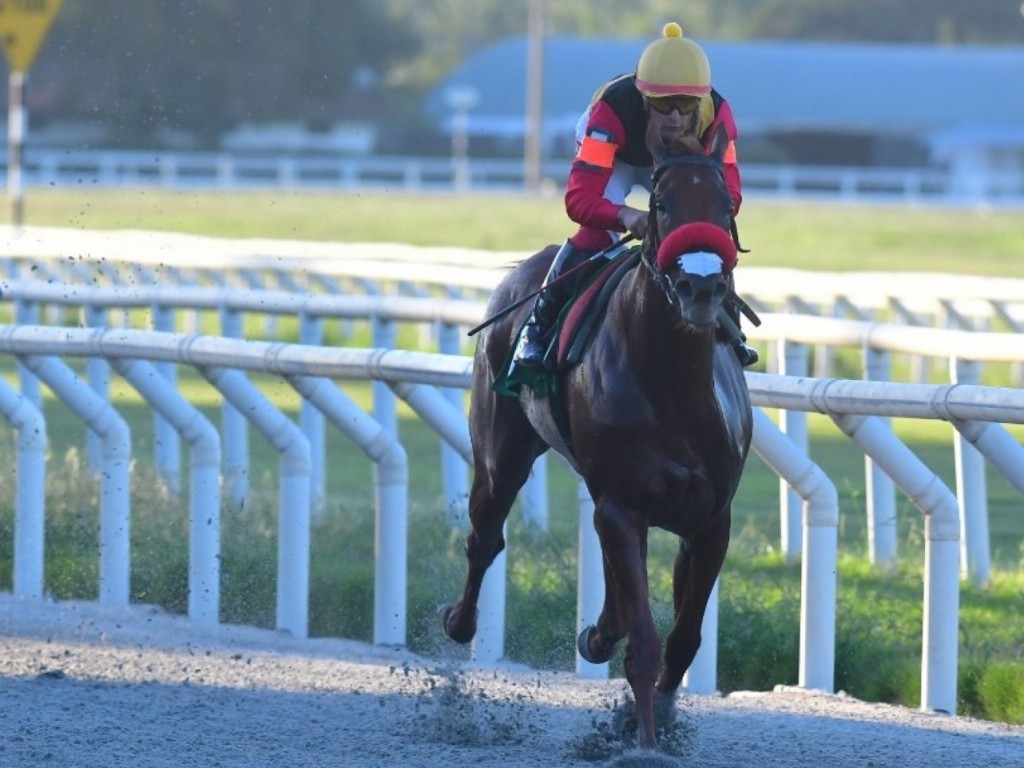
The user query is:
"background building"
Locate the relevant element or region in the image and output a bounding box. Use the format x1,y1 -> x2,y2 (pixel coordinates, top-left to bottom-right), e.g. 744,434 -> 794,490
427,35 -> 1024,191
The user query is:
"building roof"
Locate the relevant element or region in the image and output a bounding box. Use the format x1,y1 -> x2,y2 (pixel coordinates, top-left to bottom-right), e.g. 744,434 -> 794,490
427,36 -> 1024,142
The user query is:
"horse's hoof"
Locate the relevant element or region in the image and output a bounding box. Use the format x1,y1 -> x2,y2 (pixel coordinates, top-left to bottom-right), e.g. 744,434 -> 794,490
438,602 -> 476,645
653,691 -> 677,729
577,625 -> 617,664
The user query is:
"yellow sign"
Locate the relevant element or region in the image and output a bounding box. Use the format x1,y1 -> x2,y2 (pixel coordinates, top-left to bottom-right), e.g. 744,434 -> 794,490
0,0 -> 64,72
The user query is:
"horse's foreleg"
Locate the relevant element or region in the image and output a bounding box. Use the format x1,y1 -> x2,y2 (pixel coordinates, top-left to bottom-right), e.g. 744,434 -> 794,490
592,497 -> 660,751
657,509 -> 730,694
577,544 -> 629,664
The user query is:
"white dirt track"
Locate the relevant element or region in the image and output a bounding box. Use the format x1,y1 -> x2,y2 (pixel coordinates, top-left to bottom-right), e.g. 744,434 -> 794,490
1,594 -> 1022,768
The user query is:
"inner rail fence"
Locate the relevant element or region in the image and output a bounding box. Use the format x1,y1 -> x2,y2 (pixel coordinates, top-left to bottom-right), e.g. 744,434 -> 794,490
3,275 -> 1023,581
2,290 -> 1023,716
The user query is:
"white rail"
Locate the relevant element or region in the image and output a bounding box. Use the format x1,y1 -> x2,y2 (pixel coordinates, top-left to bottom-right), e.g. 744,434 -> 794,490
2,323 -> 1023,715
6,148 -> 1024,205
4,276 -> 1023,587
3,227 -> 1023,333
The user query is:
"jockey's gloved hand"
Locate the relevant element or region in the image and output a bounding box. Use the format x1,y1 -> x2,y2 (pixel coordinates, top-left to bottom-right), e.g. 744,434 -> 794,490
617,206 -> 648,240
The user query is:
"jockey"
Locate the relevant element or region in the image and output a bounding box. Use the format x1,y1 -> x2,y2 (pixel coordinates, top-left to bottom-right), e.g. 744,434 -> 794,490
515,22 -> 759,370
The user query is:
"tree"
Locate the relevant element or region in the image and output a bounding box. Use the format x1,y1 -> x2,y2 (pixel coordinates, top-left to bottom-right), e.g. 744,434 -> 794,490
32,0 -> 417,147
14,0 -> 1024,149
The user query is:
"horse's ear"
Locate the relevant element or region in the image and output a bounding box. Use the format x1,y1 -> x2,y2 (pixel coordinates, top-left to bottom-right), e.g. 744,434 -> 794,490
708,124 -> 729,164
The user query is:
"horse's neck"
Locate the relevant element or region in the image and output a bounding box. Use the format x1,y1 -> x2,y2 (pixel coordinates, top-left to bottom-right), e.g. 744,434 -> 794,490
619,266 -> 717,391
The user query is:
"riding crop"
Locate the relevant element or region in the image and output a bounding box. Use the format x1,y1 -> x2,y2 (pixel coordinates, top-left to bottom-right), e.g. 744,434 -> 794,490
467,235 -> 636,336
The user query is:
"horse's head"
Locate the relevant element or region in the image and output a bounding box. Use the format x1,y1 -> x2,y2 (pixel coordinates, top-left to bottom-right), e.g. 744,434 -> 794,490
644,125 -> 736,328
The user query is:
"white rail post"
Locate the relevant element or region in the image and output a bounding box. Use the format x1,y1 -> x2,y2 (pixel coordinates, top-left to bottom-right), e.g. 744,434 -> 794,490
13,298 -> 41,408
372,316 -> 398,435
219,307 -> 249,510
294,375 -> 410,647
954,420 -> 1024,497
521,455 -> 549,533
0,378 -> 46,599
201,366 -> 311,638
683,579 -> 719,694
111,358 -> 222,627
84,304 -> 110,475
21,354 -> 132,607
777,338 -> 808,561
950,357 -> 989,586
151,303 -> 181,494
576,479 -> 607,679
862,345 -> 897,566
473,528 -> 507,664
299,312 -> 327,517
751,407 -> 838,692
832,413 -> 960,714
438,321 -> 469,528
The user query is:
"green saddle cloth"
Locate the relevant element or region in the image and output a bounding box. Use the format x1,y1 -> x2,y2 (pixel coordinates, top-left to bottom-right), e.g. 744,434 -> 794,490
493,248 -> 641,398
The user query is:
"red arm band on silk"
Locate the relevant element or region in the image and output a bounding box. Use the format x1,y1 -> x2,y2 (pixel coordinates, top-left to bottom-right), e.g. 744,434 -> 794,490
564,102 -> 628,231
577,134 -> 617,169
724,141 -> 737,164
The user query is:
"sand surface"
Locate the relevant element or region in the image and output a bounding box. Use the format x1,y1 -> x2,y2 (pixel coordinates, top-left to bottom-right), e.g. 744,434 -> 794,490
1,593 -> 1022,768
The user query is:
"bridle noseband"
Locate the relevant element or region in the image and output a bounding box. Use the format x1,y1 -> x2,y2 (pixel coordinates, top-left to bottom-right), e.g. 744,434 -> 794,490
640,153 -> 730,304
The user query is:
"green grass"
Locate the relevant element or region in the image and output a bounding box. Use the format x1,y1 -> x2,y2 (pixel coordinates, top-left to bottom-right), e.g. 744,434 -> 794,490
0,188 -> 1023,723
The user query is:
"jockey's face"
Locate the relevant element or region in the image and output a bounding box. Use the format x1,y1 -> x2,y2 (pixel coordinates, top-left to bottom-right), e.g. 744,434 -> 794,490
646,94 -> 700,117
645,95 -> 702,153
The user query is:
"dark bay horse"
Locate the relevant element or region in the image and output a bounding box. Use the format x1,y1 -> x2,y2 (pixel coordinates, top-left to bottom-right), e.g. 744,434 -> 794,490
442,127 -> 752,751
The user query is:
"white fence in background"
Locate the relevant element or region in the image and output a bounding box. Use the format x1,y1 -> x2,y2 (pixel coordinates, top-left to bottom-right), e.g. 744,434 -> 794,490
1,236 -> 1023,717
3,227 -> 1023,334
5,148 -> 1024,205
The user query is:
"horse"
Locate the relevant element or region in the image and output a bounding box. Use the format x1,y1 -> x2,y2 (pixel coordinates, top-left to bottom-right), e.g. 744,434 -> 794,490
441,125 -> 753,752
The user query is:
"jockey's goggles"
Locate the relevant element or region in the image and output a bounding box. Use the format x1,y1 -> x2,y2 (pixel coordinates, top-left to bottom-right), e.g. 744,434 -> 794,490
646,95 -> 701,116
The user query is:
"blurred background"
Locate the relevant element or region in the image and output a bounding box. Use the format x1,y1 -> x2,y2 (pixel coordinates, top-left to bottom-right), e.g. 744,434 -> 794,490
6,0 -> 1024,198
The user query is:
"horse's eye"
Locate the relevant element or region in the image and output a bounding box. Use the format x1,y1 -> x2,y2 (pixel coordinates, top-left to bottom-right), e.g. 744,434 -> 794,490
652,196 -> 666,213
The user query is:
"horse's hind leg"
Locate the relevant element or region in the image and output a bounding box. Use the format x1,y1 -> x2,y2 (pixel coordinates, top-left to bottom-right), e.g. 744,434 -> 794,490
442,397 -> 544,645
657,509 -> 731,694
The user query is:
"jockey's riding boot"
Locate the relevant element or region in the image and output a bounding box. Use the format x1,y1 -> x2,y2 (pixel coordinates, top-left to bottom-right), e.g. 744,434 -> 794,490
720,300 -> 760,368
514,239 -> 591,370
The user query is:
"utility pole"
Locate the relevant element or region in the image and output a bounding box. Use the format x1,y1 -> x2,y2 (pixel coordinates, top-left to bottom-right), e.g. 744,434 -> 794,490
524,0 -> 545,193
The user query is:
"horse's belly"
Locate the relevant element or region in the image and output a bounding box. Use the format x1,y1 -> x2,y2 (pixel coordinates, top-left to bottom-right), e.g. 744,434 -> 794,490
520,394 -> 579,472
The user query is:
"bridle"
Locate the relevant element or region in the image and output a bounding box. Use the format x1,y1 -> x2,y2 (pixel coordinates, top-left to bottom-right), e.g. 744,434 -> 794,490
640,153 -> 731,303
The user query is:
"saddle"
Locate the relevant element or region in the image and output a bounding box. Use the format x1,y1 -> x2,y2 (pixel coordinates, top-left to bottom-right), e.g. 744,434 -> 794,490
493,247 -> 641,400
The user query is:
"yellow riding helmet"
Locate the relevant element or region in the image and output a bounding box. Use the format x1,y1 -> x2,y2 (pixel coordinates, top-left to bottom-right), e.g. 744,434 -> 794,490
635,22 -> 711,97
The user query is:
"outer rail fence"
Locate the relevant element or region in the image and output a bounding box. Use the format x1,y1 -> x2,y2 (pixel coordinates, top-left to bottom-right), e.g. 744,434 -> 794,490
4,148 -> 1024,205
2,323 -> 1024,717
